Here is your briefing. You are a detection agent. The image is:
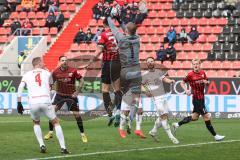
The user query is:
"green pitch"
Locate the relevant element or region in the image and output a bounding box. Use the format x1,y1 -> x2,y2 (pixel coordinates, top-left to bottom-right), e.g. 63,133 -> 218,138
0,116 -> 240,160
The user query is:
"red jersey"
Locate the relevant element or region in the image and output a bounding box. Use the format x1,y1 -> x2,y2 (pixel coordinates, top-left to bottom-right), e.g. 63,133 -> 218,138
52,67 -> 82,96
98,29 -> 119,61
183,70 -> 208,100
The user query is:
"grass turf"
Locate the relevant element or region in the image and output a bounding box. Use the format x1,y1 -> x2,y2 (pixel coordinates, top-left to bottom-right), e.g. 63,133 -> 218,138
0,116 -> 239,160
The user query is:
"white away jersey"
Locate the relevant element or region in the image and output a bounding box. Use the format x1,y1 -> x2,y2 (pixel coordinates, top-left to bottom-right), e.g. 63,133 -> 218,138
142,69 -> 167,97
19,68 -> 52,105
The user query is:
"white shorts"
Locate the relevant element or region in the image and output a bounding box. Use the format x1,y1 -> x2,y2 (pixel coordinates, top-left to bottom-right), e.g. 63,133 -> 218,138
121,90 -> 142,111
29,103 -> 56,121
154,96 -> 169,116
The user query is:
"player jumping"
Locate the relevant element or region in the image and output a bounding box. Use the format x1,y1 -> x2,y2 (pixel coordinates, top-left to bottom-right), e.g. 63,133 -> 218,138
17,57 -> 70,154
86,18 -> 122,127
172,58 -> 225,141
142,57 -> 179,144
44,56 -> 88,143
107,17 -> 146,138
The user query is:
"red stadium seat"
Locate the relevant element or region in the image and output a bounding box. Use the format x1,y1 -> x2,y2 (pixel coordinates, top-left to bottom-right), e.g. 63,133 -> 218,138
176,70 -> 186,77
163,61 -> 172,69
141,35 -> 149,43
60,4 -> 68,12
222,61 -> 232,69
217,70 -> 227,77
152,19 -> 160,26
63,12 -> 70,19
0,36 -> 8,43
212,26 -> 222,34
186,52 -> 197,60
171,18 -> 179,26
207,34 -> 217,43
27,12 -> 36,19
32,28 -> 41,35
177,52 -> 186,60
181,61 -> 192,69
199,17 -> 208,26
202,43 -> 212,51
179,18 -> 189,26
50,27 -> 58,35
168,69 -> 176,77
197,35 -> 207,43
201,61 -> 212,69
172,61 -> 182,69
183,43 -> 192,51
145,44 -> 153,51
68,4 -> 76,12
204,26 -> 212,34
66,0 -> 73,3
146,27 -> 155,35
208,18 -> 218,26
227,70 -> 236,77
232,61 -> 240,69
189,18 -> 198,26
142,18 -> 152,26
211,61 -> 222,69
19,12 -> 27,19
74,0 -> 83,4
70,43 -> 79,52
166,10 -> 176,18
150,35 -> 159,43
137,27 -> 146,35
206,70 -> 218,77
36,12 -> 45,19
198,52 -> 207,60
193,43 -> 202,51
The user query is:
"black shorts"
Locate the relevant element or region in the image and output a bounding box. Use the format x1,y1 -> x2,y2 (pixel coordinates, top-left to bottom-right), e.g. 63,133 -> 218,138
192,99 -> 208,115
101,60 -> 121,84
53,94 -> 79,111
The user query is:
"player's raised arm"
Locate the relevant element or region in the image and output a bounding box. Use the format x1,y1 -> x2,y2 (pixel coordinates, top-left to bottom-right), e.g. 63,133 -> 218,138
107,17 -> 124,42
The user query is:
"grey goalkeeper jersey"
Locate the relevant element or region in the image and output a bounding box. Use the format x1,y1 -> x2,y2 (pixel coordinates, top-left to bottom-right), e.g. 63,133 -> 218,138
107,17 -> 140,68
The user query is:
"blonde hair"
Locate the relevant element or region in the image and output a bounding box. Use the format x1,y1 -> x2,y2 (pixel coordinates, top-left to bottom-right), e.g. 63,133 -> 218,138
192,58 -> 201,64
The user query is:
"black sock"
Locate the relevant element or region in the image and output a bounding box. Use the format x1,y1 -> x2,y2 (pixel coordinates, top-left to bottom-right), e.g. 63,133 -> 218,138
102,92 -> 112,116
205,120 -> 216,136
49,121 -> 54,131
178,116 -> 192,126
114,90 -> 122,110
75,116 -> 84,133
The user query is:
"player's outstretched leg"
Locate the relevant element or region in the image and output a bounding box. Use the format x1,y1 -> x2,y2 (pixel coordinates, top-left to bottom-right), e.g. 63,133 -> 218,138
161,117 -> 179,144
203,114 -> 225,141
119,111 -> 129,138
114,90 -> 123,127
149,117 -> 161,142
44,121 -> 54,140
33,122 -> 46,153
103,92 -> 115,126
134,109 -> 146,139
51,118 -> 70,154
172,116 -> 192,134
73,112 -> 88,143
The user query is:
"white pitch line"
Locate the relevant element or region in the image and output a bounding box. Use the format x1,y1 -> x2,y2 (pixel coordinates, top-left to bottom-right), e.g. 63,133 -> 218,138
24,139 -> 240,160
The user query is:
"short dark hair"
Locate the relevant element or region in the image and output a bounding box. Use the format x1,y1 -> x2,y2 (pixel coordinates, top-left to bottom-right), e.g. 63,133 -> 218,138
126,22 -> 137,35
32,57 -> 41,67
59,55 -> 66,61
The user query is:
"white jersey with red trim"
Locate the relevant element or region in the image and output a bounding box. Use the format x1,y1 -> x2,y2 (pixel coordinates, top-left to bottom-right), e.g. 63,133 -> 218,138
20,68 -> 52,105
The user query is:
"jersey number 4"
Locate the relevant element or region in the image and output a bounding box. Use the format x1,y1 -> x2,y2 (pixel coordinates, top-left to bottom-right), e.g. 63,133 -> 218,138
35,73 -> 42,86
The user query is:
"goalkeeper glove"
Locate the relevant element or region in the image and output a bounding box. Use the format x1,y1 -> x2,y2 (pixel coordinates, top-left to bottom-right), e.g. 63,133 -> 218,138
17,102 -> 24,114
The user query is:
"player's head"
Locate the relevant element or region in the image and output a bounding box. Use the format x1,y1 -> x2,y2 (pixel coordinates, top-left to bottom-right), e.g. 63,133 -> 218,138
146,57 -> 155,69
32,57 -> 44,68
125,22 -> 137,35
192,58 -> 201,72
58,55 -> 68,68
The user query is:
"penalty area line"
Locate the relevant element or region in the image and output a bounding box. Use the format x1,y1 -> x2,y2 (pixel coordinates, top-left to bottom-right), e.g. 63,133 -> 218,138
25,139 -> 240,160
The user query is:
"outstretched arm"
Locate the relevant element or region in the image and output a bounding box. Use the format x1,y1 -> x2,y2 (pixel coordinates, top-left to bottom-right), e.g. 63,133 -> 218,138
107,17 -> 124,42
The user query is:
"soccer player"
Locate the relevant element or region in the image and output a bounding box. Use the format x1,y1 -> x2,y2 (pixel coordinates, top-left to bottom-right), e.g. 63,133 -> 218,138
107,17 -> 146,138
44,56 -> 88,143
17,57 -> 70,154
143,57 -> 179,144
172,58 -> 225,141
86,18 -> 122,127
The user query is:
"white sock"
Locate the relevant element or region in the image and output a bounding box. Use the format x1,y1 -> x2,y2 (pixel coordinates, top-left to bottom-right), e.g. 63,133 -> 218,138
33,125 -> 45,147
49,131 -> 53,134
136,114 -> 142,131
120,113 -> 127,130
55,125 -> 66,149
161,119 -> 174,139
151,117 -> 162,133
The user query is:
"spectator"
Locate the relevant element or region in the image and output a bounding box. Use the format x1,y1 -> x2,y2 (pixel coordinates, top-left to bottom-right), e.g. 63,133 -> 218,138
10,18 -> 21,35
156,45 -> 166,62
187,26 -> 199,43
0,17 -> 3,27
5,0 -> 18,12
39,0 -> 49,12
85,28 -> 94,43
178,28 -> 187,44
92,27 -> 104,43
18,51 -> 27,68
102,2 -> 111,18
55,10 -> 64,31
21,0 -> 36,12
73,28 -> 86,44
45,11 -> 56,29
164,26 -> 177,45
173,0 -> 184,5
21,18 -> 33,36
47,0 -> 59,13
224,0 -> 237,15
92,2 -> 102,21
165,44 -> 176,63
